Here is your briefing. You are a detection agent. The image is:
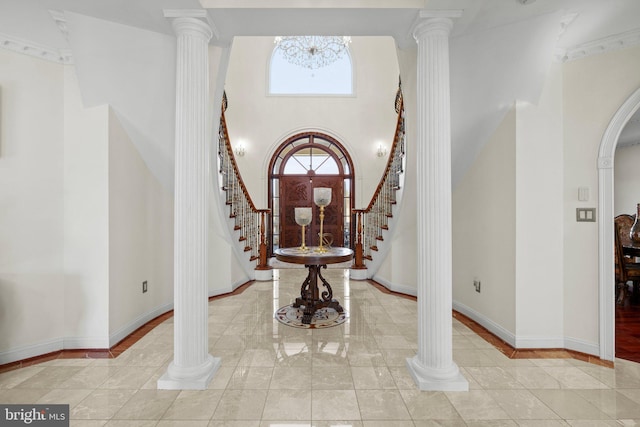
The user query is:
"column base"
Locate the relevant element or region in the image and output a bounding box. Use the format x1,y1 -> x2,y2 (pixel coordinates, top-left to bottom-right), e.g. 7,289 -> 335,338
406,355 -> 468,391
158,354 -> 221,390
349,268 -> 368,281
254,268 -> 273,281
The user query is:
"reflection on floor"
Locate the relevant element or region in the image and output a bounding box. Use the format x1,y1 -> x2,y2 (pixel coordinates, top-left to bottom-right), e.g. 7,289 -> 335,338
2,268 -> 640,425
616,301 -> 640,364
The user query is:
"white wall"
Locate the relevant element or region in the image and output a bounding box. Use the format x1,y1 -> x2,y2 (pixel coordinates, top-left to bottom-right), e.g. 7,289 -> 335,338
65,11 -> 177,192
224,36 -> 399,209
563,45 -> 640,348
615,143 -> 640,216
0,50 -> 66,361
514,62 -> 564,348
452,107 -> 517,337
108,109 -> 174,345
0,47 -> 179,362
63,67 -> 110,349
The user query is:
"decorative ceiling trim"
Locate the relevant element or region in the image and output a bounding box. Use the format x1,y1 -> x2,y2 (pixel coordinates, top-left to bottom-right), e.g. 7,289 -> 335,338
558,27 -> 640,62
49,10 -> 69,40
0,10 -> 73,65
0,32 -> 72,64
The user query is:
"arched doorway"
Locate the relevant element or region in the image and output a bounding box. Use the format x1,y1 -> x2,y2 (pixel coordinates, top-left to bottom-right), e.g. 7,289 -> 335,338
598,87 -> 640,361
268,132 -> 355,254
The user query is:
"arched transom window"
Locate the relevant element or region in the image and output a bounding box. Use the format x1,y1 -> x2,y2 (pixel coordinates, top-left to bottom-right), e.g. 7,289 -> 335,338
269,133 -> 354,253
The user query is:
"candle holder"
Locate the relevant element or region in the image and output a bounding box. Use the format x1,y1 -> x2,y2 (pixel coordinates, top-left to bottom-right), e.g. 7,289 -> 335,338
294,207 -> 312,252
313,187 -> 332,253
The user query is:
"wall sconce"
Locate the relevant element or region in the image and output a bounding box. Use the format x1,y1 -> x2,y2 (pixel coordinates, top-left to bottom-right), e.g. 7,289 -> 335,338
234,144 -> 246,157
377,144 -> 387,158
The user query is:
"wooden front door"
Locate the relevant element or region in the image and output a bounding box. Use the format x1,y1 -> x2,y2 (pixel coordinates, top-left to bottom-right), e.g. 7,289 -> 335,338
280,176 -> 344,249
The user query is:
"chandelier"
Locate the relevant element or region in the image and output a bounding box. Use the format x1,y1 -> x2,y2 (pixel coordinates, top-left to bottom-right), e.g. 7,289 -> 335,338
274,36 -> 352,70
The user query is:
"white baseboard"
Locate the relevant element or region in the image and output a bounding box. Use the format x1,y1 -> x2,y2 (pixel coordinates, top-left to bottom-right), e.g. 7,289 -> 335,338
0,337 -> 64,365
452,301 -> 516,347
209,278 -> 250,298
453,301 -> 600,356
349,268 -> 368,281
515,336 -> 565,349
564,336 -> 599,357
371,276 -> 417,297
254,269 -> 273,281
109,302 -> 174,347
64,336 -> 110,349
0,334 -> 110,365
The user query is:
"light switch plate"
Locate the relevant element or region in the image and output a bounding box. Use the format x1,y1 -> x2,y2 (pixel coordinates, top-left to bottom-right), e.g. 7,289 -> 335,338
576,208 -> 596,222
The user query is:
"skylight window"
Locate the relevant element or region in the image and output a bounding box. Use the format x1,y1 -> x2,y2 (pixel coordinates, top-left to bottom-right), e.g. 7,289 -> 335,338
269,37 -> 354,95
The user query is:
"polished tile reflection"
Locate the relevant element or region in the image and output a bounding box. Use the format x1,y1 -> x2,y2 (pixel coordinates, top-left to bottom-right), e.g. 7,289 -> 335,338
0,268 -> 638,425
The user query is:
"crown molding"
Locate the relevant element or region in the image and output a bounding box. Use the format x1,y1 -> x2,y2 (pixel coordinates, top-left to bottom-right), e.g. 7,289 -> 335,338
558,27 -> 640,62
0,32 -> 72,64
0,9 -> 73,65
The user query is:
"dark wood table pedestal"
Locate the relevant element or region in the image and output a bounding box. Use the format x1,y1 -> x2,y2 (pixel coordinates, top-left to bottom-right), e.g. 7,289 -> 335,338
274,247 -> 353,325
624,244 -> 640,258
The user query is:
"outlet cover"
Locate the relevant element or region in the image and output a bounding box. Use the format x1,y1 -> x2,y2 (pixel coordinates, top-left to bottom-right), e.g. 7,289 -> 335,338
576,208 -> 596,222
473,280 -> 481,293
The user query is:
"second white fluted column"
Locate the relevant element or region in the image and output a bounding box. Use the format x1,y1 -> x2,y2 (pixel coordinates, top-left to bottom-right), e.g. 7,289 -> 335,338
406,10 -> 468,391
158,13 -> 220,390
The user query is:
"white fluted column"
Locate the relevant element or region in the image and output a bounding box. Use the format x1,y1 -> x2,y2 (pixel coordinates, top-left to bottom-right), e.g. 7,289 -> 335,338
158,12 -> 220,390
406,10 -> 468,391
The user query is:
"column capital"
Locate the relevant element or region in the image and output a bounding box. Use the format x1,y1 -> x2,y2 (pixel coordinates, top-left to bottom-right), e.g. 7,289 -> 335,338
164,9 -> 216,41
412,9 -> 462,41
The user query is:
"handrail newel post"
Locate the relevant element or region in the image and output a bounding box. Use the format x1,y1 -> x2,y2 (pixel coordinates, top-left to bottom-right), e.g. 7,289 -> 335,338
352,209 -> 366,269
256,209 -> 272,270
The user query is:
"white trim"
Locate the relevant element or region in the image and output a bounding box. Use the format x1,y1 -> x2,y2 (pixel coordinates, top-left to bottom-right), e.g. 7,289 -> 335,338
254,269 -> 273,281
372,275 -> 417,297
208,277 -> 249,297
514,336 -> 564,349
0,338 -> 63,365
349,268 -> 368,281
109,302 -> 174,347
0,335 -> 109,365
62,336 -> 110,349
597,87 -> 640,361
452,301 -> 516,348
453,301 -> 600,355
0,32 -> 72,64
559,28 -> 640,63
564,336 -> 600,357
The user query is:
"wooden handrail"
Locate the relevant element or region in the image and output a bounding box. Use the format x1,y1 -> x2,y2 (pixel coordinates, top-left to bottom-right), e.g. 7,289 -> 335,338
218,104 -> 270,270
352,91 -> 405,269
362,97 -> 404,213
220,113 -> 257,212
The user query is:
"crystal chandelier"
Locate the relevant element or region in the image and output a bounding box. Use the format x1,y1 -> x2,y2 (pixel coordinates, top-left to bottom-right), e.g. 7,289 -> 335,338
274,36 -> 352,70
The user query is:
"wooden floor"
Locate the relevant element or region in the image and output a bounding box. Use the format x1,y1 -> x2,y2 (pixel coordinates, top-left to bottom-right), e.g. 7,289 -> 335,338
616,302 -> 640,363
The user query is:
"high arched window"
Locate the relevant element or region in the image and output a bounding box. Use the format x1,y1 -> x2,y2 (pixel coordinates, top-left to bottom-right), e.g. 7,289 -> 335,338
269,40 -> 353,95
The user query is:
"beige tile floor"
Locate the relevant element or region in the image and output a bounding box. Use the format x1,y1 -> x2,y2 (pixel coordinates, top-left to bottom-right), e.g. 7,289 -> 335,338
3,268 -> 640,426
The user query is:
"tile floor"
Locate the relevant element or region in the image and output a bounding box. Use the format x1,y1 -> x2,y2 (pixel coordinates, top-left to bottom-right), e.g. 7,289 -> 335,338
2,268 -> 640,426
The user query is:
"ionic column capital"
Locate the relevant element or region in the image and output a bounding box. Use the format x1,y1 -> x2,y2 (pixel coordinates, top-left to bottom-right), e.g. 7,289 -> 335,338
164,10 -> 215,42
412,10 -> 462,41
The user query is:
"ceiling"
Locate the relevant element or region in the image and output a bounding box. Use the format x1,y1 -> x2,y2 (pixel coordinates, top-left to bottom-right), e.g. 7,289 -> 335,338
2,0 -> 640,53
2,0 -> 640,184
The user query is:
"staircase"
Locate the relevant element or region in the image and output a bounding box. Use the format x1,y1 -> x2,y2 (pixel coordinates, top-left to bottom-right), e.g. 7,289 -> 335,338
216,84 -> 406,281
351,87 -> 406,279
217,93 -> 271,280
